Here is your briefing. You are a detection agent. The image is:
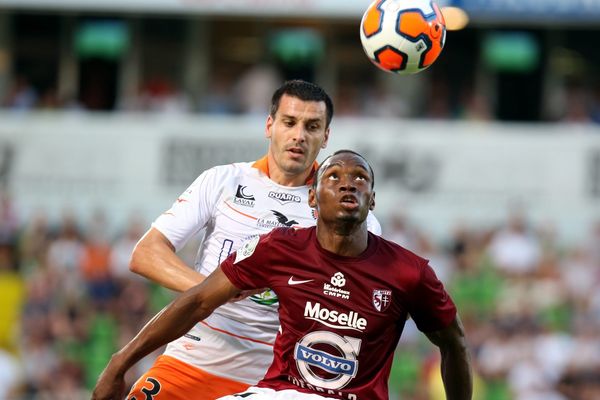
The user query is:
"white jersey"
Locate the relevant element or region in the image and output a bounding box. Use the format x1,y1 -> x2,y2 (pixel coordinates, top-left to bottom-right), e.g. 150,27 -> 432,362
152,157 -> 382,384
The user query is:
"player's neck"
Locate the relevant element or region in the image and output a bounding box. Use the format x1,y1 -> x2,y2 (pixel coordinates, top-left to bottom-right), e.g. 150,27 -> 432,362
315,221 -> 369,257
266,155 -> 311,187
269,170 -> 310,187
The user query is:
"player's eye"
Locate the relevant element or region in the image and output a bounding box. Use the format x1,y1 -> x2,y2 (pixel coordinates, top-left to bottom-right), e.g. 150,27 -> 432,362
327,173 -> 339,180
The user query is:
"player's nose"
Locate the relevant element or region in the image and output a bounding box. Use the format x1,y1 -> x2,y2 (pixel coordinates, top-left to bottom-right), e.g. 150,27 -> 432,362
339,176 -> 357,192
291,124 -> 308,143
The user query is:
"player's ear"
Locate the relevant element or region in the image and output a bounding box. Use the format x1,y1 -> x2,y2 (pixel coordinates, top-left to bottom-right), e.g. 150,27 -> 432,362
308,187 -> 317,208
321,127 -> 330,149
265,115 -> 274,139
369,192 -> 376,211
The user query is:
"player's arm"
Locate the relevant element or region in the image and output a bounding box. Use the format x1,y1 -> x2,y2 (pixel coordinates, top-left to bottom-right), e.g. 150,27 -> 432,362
424,315 -> 473,400
92,267 -> 240,400
129,227 -> 206,292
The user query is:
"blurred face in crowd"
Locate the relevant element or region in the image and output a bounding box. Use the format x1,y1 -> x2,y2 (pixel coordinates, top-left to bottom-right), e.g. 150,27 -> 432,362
309,152 -> 375,226
266,94 -> 330,184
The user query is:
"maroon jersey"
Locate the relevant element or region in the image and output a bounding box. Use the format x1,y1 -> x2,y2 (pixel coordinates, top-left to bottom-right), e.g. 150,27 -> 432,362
221,226 -> 456,400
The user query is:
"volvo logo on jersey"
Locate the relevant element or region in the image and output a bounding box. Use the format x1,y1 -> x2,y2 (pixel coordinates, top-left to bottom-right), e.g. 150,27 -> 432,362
233,185 -> 255,207
268,191 -> 301,205
290,330 -> 361,398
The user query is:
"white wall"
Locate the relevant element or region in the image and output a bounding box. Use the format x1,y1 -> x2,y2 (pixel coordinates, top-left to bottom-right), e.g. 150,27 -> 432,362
1,112 -> 599,242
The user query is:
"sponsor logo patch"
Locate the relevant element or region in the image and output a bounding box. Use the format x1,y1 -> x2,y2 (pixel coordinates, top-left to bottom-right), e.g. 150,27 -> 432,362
256,210 -> 299,229
323,272 -> 350,299
268,191 -> 302,205
293,330 -> 362,391
233,185 -> 255,207
249,288 -> 279,306
304,301 -> 366,331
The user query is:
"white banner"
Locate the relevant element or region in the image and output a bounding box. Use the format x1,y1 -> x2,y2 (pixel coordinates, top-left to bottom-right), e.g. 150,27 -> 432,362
0,0 -> 402,17
0,112 -> 599,242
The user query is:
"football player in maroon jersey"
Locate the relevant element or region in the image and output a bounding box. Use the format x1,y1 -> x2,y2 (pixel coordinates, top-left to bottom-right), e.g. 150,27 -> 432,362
92,150 -> 472,400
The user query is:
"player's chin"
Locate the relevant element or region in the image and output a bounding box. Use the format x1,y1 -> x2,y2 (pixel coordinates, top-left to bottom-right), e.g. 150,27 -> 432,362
336,211 -> 361,223
337,208 -> 370,223
282,159 -> 309,174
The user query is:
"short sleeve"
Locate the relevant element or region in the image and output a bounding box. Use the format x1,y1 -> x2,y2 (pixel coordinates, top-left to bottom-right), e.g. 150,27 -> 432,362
408,262 -> 457,332
220,233 -> 273,291
152,167 -> 222,251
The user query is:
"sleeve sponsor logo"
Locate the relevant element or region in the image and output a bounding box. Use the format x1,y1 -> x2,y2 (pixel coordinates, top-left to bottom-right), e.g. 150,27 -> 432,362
234,234 -> 260,264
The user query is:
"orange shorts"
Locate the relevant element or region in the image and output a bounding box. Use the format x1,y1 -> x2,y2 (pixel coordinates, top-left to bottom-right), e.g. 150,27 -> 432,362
127,355 -> 250,400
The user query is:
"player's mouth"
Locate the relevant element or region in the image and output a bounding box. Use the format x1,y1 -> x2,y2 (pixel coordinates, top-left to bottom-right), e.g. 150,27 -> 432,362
286,147 -> 305,159
339,195 -> 359,210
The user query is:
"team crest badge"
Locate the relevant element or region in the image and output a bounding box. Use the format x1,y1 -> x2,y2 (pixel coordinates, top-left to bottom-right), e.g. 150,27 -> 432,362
372,289 -> 392,312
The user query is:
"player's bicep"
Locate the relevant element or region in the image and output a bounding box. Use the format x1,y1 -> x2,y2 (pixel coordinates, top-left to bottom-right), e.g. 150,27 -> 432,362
424,315 -> 466,350
408,262 -> 457,332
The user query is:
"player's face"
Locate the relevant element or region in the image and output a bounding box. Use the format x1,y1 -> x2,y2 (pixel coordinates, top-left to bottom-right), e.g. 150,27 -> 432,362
309,153 -> 375,224
266,94 -> 330,178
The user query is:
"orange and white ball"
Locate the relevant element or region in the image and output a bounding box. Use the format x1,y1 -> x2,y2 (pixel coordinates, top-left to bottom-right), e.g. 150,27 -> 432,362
360,0 -> 447,74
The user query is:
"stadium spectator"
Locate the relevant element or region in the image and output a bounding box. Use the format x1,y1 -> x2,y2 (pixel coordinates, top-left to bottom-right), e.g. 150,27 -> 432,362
2,75 -> 38,110
488,210 -> 542,276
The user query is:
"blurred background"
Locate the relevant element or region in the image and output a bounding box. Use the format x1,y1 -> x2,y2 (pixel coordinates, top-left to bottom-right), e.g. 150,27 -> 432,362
0,0 -> 599,399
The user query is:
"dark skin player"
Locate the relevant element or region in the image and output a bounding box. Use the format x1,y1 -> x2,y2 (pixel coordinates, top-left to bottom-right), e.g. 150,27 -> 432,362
92,151 -> 472,400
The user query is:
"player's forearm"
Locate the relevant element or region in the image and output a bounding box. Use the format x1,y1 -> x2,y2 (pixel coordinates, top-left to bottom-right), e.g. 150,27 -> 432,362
130,230 -> 206,292
424,316 -> 473,400
439,340 -> 472,400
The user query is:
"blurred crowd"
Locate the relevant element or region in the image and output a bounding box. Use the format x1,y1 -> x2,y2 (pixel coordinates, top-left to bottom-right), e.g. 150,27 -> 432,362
387,212 -> 600,400
0,191 -> 599,399
3,68 -> 600,124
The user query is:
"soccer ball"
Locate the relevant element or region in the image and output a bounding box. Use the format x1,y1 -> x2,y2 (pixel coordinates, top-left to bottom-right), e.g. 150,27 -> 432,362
360,0 -> 446,75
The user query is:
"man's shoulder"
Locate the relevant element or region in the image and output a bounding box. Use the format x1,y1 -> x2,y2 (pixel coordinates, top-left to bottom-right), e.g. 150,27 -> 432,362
206,160 -> 256,175
196,161 -> 261,185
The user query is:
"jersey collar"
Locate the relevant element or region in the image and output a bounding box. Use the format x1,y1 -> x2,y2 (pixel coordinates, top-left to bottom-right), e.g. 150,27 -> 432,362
252,155 -> 319,186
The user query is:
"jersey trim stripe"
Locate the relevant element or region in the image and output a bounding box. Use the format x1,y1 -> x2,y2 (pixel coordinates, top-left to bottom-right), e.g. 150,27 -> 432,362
200,321 -> 275,347
224,201 -> 259,220
251,155 -> 319,185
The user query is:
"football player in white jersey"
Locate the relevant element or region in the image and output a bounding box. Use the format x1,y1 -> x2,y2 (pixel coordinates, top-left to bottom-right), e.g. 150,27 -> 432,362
123,80 -> 382,399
